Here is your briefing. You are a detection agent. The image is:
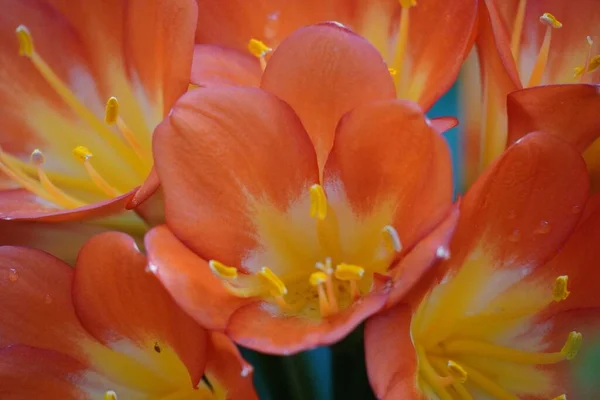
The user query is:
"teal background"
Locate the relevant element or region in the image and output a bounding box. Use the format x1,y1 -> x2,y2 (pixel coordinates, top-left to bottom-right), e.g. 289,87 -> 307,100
241,85 -> 461,400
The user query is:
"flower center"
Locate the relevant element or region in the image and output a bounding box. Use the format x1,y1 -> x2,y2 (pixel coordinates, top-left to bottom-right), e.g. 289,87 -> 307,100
0,25 -> 153,209
411,256 -> 582,399
209,184 -> 402,319
509,5 -> 599,85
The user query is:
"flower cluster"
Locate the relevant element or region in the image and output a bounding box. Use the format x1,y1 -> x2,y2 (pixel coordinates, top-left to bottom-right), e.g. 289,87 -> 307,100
0,0 -> 598,399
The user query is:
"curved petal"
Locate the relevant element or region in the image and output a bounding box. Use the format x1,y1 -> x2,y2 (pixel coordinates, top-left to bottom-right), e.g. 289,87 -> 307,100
0,219 -> 112,265
386,204 -> 460,307
447,131 -> 589,274
0,246 -> 93,360
323,100 -> 453,252
73,232 -> 208,386
507,84 -> 600,151
191,45 -> 261,88
145,226 -> 251,331
0,188 -> 136,222
430,117 -> 459,135
365,304 -> 420,399
226,275 -> 390,355
153,86 -> 319,266
400,0 -> 478,108
205,333 -> 258,400
194,0 -> 352,51
261,22 -> 396,169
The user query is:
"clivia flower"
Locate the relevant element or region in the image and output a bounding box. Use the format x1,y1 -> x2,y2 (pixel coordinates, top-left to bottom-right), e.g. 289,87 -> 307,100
0,232 -> 256,399
0,0 -> 196,226
192,0 -> 478,111
145,23 -> 460,354
365,131 -> 599,399
462,0 -> 600,190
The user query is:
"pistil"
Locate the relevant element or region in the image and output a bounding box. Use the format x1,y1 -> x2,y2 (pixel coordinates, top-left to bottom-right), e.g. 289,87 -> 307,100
527,13 -> 562,87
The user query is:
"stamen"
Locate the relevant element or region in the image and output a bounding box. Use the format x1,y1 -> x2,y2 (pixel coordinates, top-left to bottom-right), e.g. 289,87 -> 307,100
104,391 -> 118,400
382,225 -> 403,253
391,0 -> 416,96
388,67 -> 398,77
73,146 -> 121,197
510,0 -> 527,63
528,13 -> 562,87
460,364 -> 519,400
309,184 -> 328,220
30,149 -> 84,208
316,259 -> 339,313
416,346 -> 454,400
258,267 -> 287,297
552,275 -> 570,302
335,263 -> 364,300
310,271 -> 331,317
14,25 -> 142,173
447,360 -> 468,384
574,36 -> 595,81
561,331 -> 582,360
552,395 -> 567,400
104,97 -> 146,161
105,97 -> 119,125
209,260 -> 238,279
247,38 -> 272,71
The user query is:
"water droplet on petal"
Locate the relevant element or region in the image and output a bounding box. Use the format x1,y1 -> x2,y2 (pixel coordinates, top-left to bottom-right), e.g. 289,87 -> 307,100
436,246 -> 451,260
44,294 -> 53,304
535,220 -> 551,234
508,229 -> 521,243
145,264 -> 158,274
8,268 -> 18,282
571,205 -> 582,214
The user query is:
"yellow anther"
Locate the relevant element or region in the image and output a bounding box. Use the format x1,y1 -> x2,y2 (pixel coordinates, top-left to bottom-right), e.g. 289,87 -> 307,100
447,360 -> 468,384
540,13 -> 562,29
334,263 -> 365,281
30,149 -> 44,165
247,38 -> 272,58
399,0 -> 417,8
388,67 -> 397,76
315,259 -> 334,275
553,275 -> 570,302
309,184 -> 328,221
104,391 -> 118,400
72,146 -> 93,162
573,66 -> 585,78
258,267 -> 287,296
588,55 -> 600,72
382,225 -> 403,253
105,97 -> 119,125
310,271 -> 328,286
551,395 -> 567,400
208,260 -> 238,279
561,331 -> 582,360
15,25 -> 34,57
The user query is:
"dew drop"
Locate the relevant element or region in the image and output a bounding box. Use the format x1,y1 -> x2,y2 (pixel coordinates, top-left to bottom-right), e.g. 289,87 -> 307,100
436,246 -> 451,260
145,264 -> 158,274
508,229 -> 521,243
535,220 -> 551,234
44,294 -> 53,304
571,205 -> 582,214
7,268 -> 18,282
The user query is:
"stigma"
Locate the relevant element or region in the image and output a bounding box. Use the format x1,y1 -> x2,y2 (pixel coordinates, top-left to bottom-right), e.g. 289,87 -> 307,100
208,184 -> 402,319
411,262 -> 583,399
0,25 -> 154,210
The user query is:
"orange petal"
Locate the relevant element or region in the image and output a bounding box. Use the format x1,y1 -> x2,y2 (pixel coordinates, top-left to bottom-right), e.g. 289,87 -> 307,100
191,45 -> 261,88
0,246 -> 94,360
0,188 -> 136,222
205,333 -> 258,400
430,116 -> 459,135
0,345 -> 102,399
226,274 -> 390,355
144,226 -> 251,331
448,131 -> 589,275
153,86 -> 318,267
72,232 -> 208,386
0,219 -> 113,265
386,203 -> 460,307
400,0 -> 478,109
194,0 -> 352,51
323,99 -> 452,252
365,304 -> 419,400
261,22 -> 396,170
507,84 -> 600,151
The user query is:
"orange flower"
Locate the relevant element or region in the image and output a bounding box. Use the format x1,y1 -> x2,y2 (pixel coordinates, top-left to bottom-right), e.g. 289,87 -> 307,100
463,0 -> 600,189
144,23 -> 458,354
191,0 -> 478,110
365,131 -> 599,399
0,0 -> 196,226
0,232 -> 256,399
